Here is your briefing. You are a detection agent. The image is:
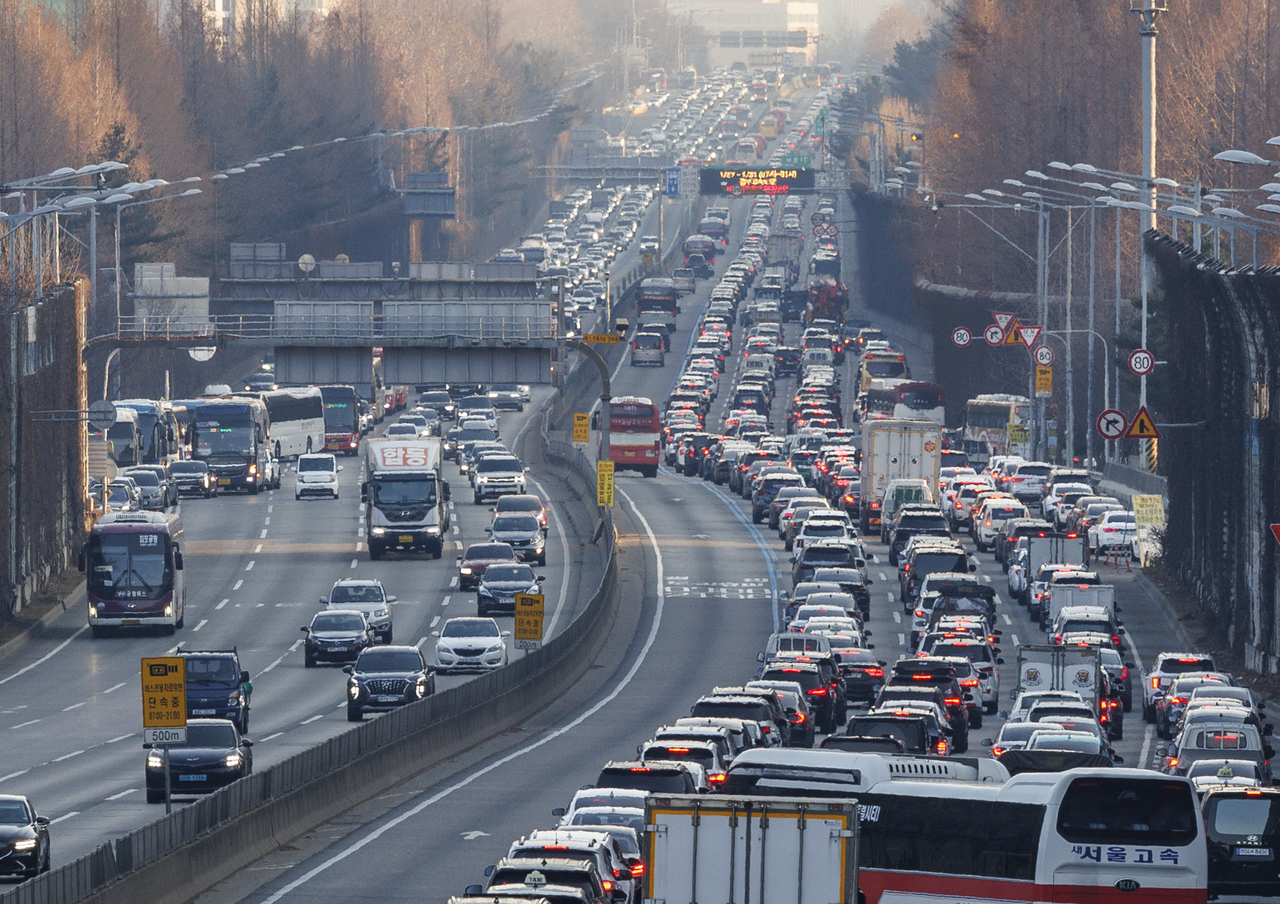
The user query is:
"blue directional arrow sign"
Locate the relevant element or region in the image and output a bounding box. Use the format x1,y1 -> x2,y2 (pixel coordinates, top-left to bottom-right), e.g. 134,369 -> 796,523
665,167 -> 681,197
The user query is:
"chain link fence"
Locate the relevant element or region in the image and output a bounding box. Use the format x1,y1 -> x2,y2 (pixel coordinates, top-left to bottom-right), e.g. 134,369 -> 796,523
1149,232 -> 1280,673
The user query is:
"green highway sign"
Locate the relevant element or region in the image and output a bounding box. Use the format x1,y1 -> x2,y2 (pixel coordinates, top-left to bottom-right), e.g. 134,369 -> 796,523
780,155 -> 811,168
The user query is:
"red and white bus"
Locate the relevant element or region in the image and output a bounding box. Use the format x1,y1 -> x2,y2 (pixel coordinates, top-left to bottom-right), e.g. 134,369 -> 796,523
607,396 -> 661,478
79,511 -> 187,637
725,750 -> 1207,904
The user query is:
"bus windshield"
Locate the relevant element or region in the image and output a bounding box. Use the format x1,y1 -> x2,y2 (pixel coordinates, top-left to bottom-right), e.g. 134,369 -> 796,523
86,532 -> 171,596
1057,777 -> 1198,847
193,421 -> 253,458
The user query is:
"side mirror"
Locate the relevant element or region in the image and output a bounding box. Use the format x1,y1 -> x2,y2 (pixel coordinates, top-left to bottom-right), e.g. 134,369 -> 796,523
300,626 -> 311,633
431,630 -> 441,637
969,563 -> 977,572
878,660 -> 887,667
757,651 -> 766,663
1125,662 -> 1136,670
319,597 -> 329,605
464,887 -> 485,896
537,575 -> 546,583
867,643 -> 876,649
342,665 -> 353,674
483,866 -> 497,878
855,559 -> 866,569
174,551 -> 184,570
337,465 -> 344,472
789,556 -> 797,564
443,481 -> 452,501
456,556 -> 463,562
387,595 -> 397,603
864,630 -> 873,637
1268,746 -> 1277,760
997,710 -> 1009,719
778,591 -> 789,602
996,657 -> 1005,665
980,738 -> 994,747
35,816 -> 49,826
552,807 -> 566,817
637,744 -> 644,756
242,738 -> 254,747
866,578 -> 874,585
484,526 -> 492,533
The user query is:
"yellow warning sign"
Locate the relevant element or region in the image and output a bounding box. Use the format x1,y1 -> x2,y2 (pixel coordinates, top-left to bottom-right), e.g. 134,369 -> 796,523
573,413 -> 590,444
1035,366 -> 1053,397
141,657 -> 187,729
597,461 -> 615,507
1126,405 -> 1161,439
1004,319 -> 1025,345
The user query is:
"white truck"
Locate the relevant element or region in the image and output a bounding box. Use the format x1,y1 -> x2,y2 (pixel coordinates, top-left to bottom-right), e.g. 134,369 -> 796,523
1045,583 -> 1116,625
644,794 -> 860,904
1014,644 -> 1102,711
361,438 -> 451,560
859,418 -> 942,535
1006,532 -> 1087,604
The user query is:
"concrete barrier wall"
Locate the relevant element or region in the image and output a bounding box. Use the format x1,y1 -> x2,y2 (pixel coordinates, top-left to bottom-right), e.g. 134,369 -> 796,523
2,440 -> 619,904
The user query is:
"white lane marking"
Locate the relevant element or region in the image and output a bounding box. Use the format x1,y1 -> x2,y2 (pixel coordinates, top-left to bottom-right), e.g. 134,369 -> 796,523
216,599 -> 229,610
450,577 -> 458,588
260,732 -> 285,742
103,682 -> 125,694
355,542 -> 363,552
53,750 -> 85,762
441,595 -> 451,607
49,812 -> 79,825
301,715 -> 324,725
886,592 -> 895,603
898,633 -> 906,646
994,593 -> 1004,606
289,639 -> 302,652
1001,613 -> 1012,625
257,643 -> 301,677
233,580 -> 243,591
264,517 -> 270,525
452,525 -> 460,536
257,482 -> 671,904
246,561 -> 255,571
878,572 -> 888,581
107,734 -> 132,744
106,789 -> 137,801
0,625 -> 89,686
528,475 -> 572,637
416,636 -> 428,649
350,559 -> 358,569
1140,723 -> 1155,767
429,616 -> 440,628
260,530 -> 268,539
981,574 -> 991,583
62,702 -> 85,712
193,619 -> 209,632
268,505 -> 273,513
1011,634 -> 1021,646
892,611 -> 901,623
0,769 -> 31,783
9,720 -> 39,730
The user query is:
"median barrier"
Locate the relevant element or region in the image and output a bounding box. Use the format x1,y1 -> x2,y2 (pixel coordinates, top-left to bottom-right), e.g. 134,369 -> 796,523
3,431 -> 620,904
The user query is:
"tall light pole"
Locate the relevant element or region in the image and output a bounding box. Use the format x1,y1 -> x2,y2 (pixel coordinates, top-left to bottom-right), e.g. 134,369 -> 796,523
1132,0 -> 1166,232
114,188 -> 203,333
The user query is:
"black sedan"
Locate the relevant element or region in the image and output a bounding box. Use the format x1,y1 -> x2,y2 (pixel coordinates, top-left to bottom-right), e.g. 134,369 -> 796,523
477,564 -> 545,617
0,794 -> 50,878
145,719 -> 252,803
345,645 -> 436,722
302,609 -> 376,667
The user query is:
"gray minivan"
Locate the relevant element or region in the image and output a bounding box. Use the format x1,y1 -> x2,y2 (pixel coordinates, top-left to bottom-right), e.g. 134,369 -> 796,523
630,331 -> 665,367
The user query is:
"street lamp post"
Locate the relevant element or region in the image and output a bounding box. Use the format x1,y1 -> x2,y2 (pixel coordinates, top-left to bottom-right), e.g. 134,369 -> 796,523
114,188 -> 202,334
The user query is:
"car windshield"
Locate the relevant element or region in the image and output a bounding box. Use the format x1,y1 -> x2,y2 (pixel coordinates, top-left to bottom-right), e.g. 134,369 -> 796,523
356,649 -> 422,671
498,497 -> 541,514
494,515 -> 539,532
176,724 -> 238,748
443,618 -> 500,638
313,613 -> 365,631
467,544 -> 514,560
170,462 -> 206,474
485,565 -> 534,583
476,457 -> 522,473
0,800 -> 31,825
185,657 -> 238,684
298,457 -> 335,472
126,471 -> 160,486
330,584 -> 384,604
802,547 -> 852,564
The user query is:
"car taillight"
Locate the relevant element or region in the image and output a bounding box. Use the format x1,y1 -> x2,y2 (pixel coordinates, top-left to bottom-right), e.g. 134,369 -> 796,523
1152,677 -> 1161,689
1113,635 -> 1121,646
914,609 -> 924,618
991,746 -> 1005,757
864,667 -> 884,678
944,696 -> 962,706
936,740 -> 948,755
603,880 -> 614,892
791,712 -> 806,724
708,772 -> 727,785
1168,757 -> 1178,767
871,501 -> 880,510
1121,668 -> 1128,680
631,863 -> 645,877
807,687 -> 828,696
630,767 -> 651,772
1171,697 -> 1188,706
961,679 -> 979,687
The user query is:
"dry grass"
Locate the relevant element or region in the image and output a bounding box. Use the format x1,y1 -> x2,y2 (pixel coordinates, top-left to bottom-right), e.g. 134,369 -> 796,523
0,569 -> 82,648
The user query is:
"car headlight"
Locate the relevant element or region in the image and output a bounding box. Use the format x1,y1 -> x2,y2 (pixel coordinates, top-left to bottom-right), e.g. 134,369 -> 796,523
227,691 -> 241,706
478,586 -> 494,598
375,607 -> 389,618
13,839 -> 36,851
487,643 -> 505,653
348,681 -> 360,698
89,605 -> 98,618
147,752 -> 164,768
371,527 -> 386,536
535,546 -> 544,554
425,526 -> 440,534
225,752 -> 242,768
416,677 -> 429,695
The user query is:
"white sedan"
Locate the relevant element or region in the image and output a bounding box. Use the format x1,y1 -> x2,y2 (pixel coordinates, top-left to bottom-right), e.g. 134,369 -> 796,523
1088,511 -> 1138,554
432,616 -> 509,673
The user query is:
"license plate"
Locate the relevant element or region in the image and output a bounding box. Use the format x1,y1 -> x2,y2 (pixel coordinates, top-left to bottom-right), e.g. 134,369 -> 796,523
179,774 -> 206,782
1236,847 -> 1272,857
398,535 -> 414,543
374,695 -> 399,703
218,478 -> 231,486
192,709 -> 216,715
122,618 -> 140,625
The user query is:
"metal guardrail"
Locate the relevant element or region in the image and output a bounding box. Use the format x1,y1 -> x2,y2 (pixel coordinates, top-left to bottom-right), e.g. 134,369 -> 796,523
88,314 -> 560,347
0,439 -> 613,904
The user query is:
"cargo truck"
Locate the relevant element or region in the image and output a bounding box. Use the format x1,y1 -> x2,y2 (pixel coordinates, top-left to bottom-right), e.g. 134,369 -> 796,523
1045,582 -> 1116,625
1006,532 -> 1086,605
858,419 -> 942,535
644,794 -> 860,904
362,438 -> 451,560
1013,643 -> 1102,711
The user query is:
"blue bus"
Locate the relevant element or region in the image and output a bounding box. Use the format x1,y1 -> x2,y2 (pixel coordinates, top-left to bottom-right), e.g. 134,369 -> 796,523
188,398 -> 271,493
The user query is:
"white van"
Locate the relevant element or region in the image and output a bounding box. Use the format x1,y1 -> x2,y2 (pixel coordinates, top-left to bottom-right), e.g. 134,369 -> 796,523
630,331 -> 666,367
296,453 -> 341,500
802,347 -> 834,370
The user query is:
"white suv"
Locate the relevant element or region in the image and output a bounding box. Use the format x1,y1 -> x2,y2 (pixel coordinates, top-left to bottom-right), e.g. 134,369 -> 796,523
295,453 -> 341,499
1143,652 -> 1218,723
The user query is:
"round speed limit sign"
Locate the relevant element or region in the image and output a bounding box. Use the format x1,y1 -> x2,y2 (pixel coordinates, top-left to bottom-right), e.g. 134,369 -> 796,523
1128,348 -> 1155,376
1034,345 -> 1054,367
952,327 -> 972,348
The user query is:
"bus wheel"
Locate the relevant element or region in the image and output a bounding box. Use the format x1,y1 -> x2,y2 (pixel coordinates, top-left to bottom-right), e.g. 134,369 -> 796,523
175,612 -> 184,629
164,623 -> 176,636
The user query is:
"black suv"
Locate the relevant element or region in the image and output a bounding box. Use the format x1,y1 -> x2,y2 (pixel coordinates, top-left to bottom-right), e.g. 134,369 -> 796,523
759,661 -> 838,733
887,505 -> 952,565
595,761 -> 700,794
883,659 -> 971,752
177,648 -> 251,732
845,713 -> 938,756
344,645 -> 435,722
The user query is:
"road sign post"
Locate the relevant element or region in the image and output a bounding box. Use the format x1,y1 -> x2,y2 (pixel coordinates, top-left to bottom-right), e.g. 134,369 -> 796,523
142,656 -> 186,815
572,413 -> 590,444
596,461 -> 614,507
514,593 -> 545,652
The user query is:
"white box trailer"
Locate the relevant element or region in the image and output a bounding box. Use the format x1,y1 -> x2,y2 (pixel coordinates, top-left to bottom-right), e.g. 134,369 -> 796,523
1015,643 -> 1102,709
644,794 -> 859,904
362,437 -> 451,559
858,419 -> 941,535
1046,583 -> 1116,625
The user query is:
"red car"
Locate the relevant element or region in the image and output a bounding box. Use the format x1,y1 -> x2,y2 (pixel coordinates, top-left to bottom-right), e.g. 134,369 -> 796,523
457,542 -> 519,591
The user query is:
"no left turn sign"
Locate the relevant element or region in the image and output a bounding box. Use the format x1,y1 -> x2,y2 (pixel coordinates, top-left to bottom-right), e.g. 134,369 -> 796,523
984,325 -> 1004,346
952,327 -> 972,348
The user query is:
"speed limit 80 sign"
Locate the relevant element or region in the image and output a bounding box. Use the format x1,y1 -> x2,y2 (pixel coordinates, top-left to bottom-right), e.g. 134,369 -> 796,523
1128,348 -> 1155,376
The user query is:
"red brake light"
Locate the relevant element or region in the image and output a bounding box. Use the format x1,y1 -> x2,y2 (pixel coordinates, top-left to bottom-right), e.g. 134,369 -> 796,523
708,772 -> 727,785
992,746 -> 1005,757
944,696 -> 962,705
630,767 -> 651,772
542,845 -> 569,850
791,712 -> 807,724
666,747 -> 690,753
603,880 -> 614,892
936,740 -> 947,754
630,863 -> 646,877
1153,677 -> 1161,688
865,667 -> 884,678
807,687 -> 828,696
1248,790 -> 1263,796
961,679 -> 979,687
